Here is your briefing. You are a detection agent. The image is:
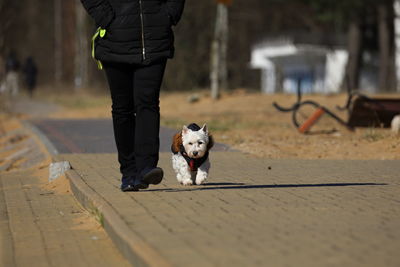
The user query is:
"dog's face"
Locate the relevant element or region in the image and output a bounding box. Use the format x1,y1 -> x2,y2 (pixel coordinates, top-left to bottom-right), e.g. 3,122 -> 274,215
181,124 -> 209,159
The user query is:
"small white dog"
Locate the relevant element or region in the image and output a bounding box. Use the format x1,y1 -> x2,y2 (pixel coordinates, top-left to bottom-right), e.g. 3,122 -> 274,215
171,123 -> 214,185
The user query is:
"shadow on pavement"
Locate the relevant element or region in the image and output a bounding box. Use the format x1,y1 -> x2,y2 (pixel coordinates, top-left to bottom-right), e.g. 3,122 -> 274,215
141,182 -> 388,193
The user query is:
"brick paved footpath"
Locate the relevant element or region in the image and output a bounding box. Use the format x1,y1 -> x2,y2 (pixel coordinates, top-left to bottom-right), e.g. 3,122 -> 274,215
0,118 -> 130,266
57,152 -> 400,267
0,169 -> 130,267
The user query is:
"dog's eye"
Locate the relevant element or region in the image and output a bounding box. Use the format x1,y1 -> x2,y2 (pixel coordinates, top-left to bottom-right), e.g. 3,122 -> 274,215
198,141 -> 203,145
189,142 -> 193,145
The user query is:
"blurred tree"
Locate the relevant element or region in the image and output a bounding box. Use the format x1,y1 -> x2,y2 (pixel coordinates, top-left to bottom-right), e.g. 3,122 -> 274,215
54,0 -> 62,84
163,0 -> 214,91
74,0 -> 89,90
210,1 -> 230,99
299,0 -> 364,90
74,0 -> 89,89
62,0 -> 76,85
343,3 -> 366,92
378,0 -> 396,92
55,0 -> 93,89
0,0 -> 21,54
1,0 -> 396,93
304,0 -> 397,92
344,16 -> 363,91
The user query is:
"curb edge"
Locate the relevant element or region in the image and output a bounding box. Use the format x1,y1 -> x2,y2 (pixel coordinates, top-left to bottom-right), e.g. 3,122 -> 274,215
23,119 -> 172,267
65,168 -> 172,267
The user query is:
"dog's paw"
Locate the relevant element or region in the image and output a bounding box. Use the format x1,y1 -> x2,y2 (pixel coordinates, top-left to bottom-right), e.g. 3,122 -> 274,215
195,175 -> 207,185
180,179 -> 193,186
195,178 -> 206,185
195,170 -> 208,185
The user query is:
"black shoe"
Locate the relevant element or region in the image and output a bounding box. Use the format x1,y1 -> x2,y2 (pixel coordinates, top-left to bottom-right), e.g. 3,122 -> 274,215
132,177 -> 149,191
120,176 -> 138,192
142,167 -> 164,185
133,167 -> 163,190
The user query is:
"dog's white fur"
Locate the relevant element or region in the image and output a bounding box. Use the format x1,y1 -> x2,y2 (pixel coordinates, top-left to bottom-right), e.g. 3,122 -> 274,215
171,124 -> 212,185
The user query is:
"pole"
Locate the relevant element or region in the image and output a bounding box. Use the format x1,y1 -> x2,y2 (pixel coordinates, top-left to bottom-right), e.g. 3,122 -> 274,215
394,0 -> 400,91
211,1 -> 230,100
75,0 -> 88,90
54,0 -> 62,85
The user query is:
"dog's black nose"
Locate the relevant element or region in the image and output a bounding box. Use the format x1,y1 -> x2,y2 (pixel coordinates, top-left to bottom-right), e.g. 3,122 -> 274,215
193,151 -> 198,156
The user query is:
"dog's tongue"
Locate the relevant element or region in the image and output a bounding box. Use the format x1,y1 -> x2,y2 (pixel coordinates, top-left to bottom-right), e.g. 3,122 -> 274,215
189,159 -> 196,171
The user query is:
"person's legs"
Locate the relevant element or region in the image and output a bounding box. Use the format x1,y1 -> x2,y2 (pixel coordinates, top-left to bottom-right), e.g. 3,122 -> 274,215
133,59 -> 167,177
103,62 -> 137,178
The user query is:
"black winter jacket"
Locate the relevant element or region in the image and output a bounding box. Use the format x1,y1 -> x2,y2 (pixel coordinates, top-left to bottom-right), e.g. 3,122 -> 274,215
81,0 -> 185,64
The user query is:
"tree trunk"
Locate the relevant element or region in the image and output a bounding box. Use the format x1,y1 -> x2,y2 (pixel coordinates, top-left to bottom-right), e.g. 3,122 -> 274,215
62,0 -> 76,85
343,18 -> 363,92
0,1 -> 5,54
378,0 -> 397,92
210,3 -> 229,100
210,39 -> 219,99
394,0 -> 400,91
54,0 -> 62,85
219,5 -> 228,92
74,0 -> 89,90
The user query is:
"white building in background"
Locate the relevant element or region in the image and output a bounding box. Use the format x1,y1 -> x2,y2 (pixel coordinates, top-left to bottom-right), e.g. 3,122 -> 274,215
250,39 -> 348,94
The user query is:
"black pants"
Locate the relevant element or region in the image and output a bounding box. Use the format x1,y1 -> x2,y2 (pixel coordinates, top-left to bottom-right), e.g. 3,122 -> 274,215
104,59 -> 167,177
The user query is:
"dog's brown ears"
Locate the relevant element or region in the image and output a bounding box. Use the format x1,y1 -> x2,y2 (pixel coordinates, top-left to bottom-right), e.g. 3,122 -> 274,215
207,134 -> 214,150
171,132 -> 182,153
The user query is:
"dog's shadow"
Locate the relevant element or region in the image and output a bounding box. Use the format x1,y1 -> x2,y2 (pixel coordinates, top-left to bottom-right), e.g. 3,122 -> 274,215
203,182 -> 245,186
141,181 -> 387,193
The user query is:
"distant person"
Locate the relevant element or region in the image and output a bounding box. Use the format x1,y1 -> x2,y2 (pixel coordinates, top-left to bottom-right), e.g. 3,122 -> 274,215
5,51 -> 20,96
80,0 -> 186,191
22,57 -> 38,98
0,55 -> 5,77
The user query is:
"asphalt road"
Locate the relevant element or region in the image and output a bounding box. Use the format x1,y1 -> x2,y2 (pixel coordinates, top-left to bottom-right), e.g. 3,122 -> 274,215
30,119 -> 230,154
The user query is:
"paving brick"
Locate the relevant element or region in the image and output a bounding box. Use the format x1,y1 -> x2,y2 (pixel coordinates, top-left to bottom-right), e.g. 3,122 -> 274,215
0,170 -> 130,267
61,152 -> 400,267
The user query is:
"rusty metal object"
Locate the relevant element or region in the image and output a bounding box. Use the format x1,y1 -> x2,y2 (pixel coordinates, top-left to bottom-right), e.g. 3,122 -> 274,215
273,85 -> 400,133
339,90 -> 400,128
273,90 -> 354,134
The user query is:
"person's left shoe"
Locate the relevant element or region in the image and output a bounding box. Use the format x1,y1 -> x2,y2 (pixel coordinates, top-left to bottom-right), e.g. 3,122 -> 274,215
133,167 -> 164,190
142,167 -> 164,185
120,176 -> 138,192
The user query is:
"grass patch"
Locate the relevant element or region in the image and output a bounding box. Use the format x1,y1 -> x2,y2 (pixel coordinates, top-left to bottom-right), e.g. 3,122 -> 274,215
362,128 -> 385,142
205,115 -> 265,133
160,117 -> 187,130
36,90 -> 111,109
90,206 -> 105,227
161,112 -> 274,133
50,95 -> 110,109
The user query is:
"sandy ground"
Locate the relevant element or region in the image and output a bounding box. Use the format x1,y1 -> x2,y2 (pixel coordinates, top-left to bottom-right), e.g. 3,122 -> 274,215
160,91 -> 400,159
0,113 -> 106,234
32,89 -> 400,160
